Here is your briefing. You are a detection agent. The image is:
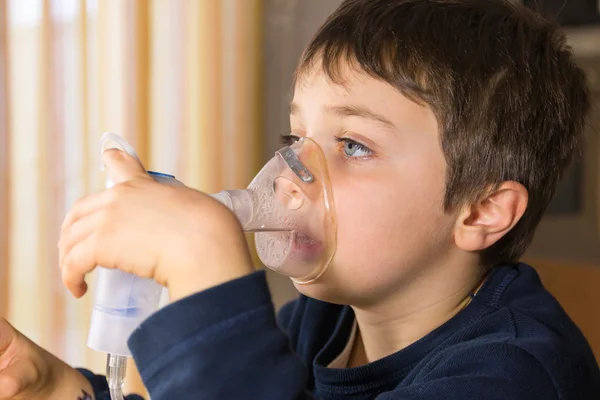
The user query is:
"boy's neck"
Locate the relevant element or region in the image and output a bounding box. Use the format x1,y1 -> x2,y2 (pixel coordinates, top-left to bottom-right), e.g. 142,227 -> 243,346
348,255 -> 488,368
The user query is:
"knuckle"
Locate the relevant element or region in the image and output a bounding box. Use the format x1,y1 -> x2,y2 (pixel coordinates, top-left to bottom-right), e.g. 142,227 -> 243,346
88,230 -> 103,252
123,179 -> 141,191
72,195 -> 86,210
0,375 -> 20,397
0,316 -> 11,331
62,197 -> 85,227
105,185 -> 122,203
30,363 -> 42,382
0,318 -> 16,342
95,211 -> 113,237
108,181 -> 135,201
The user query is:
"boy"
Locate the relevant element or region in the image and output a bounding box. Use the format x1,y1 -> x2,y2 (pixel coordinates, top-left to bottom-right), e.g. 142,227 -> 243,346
0,0 -> 599,399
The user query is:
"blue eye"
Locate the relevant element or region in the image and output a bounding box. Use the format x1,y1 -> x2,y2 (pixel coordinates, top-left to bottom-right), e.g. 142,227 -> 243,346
337,137 -> 372,158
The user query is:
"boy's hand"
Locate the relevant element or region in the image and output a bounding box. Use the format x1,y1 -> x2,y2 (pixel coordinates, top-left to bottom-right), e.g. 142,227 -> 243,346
0,318 -> 94,400
58,148 -> 254,302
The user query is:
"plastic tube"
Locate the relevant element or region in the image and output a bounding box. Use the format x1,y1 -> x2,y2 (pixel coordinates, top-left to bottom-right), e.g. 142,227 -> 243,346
107,354 -> 127,400
209,190 -> 254,228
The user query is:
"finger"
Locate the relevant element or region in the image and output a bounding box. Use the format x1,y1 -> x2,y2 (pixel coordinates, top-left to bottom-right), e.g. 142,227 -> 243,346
60,190 -> 108,234
61,236 -> 103,298
59,213 -> 97,275
0,360 -> 36,399
0,318 -> 15,353
102,148 -> 150,185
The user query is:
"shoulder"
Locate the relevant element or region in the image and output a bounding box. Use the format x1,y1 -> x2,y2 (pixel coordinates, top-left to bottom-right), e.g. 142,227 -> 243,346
489,263 -> 598,370
457,263 -> 600,399
412,341 -> 559,398
413,336 -> 599,399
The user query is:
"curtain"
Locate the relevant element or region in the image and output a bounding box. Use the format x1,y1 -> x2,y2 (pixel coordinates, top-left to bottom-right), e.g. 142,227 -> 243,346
0,0 -> 264,395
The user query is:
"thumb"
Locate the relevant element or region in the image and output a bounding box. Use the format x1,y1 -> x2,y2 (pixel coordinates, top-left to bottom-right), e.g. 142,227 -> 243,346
0,361 -> 36,399
102,148 -> 150,185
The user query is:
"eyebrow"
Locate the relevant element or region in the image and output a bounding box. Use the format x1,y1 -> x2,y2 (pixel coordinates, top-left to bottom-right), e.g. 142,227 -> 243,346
289,102 -> 396,130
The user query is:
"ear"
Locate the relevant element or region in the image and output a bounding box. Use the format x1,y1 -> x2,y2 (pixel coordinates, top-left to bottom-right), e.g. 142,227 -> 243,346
454,181 -> 528,252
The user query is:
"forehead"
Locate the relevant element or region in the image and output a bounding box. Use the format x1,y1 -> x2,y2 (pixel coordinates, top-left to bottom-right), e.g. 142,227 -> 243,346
294,59 -> 369,96
291,62 -> 436,131
293,63 -> 397,108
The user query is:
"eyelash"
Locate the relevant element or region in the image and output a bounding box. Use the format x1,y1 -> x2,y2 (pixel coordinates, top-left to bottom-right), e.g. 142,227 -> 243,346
280,134 -> 298,147
280,134 -> 374,161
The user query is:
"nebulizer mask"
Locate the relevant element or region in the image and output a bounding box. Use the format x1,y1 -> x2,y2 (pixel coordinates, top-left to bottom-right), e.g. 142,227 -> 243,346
87,133 -> 336,399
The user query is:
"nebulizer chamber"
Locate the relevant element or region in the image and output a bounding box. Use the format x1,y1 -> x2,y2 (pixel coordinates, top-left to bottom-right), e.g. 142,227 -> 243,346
88,132 -> 336,399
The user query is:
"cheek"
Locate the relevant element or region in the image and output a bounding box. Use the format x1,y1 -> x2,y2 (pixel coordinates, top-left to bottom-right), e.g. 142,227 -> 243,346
334,179 -> 447,262
318,160 -> 455,300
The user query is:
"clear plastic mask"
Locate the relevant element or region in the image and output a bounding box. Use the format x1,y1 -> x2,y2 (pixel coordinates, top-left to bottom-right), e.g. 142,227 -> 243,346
247,137 -> 337,284
211,137 -> 337,284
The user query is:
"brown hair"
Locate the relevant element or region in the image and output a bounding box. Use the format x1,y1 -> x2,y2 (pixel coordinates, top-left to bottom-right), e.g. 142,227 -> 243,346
295,0 -> 591,266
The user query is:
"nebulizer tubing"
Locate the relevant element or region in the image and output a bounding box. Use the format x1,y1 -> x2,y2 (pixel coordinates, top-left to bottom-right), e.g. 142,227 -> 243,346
107,353 -> 127,400
87,132 -> 334,399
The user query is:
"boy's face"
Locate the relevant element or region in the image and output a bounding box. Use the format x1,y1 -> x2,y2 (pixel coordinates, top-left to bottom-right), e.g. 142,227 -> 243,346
289,64 -> 461,306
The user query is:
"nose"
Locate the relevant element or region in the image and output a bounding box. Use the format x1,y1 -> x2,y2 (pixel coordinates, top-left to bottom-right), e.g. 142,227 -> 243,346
273,176 -> 304,210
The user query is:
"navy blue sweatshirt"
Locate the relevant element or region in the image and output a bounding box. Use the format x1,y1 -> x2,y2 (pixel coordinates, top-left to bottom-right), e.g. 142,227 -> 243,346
79,263 -> 600,399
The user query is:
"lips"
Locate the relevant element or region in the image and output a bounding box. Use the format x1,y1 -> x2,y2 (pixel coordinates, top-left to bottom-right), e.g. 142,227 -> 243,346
289,232 -> 323,261
294,233 -> 317,249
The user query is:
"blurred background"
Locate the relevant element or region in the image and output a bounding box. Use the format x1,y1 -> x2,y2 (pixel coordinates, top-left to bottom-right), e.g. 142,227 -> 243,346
0,0 -> 598,396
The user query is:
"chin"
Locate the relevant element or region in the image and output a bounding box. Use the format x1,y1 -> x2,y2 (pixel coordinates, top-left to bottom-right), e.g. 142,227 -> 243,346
291,265 -> 358,306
